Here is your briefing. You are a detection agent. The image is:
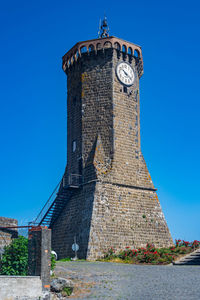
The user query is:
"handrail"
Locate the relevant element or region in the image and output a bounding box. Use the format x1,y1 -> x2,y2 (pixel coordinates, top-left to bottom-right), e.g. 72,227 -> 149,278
65,173 -> 82,187
30,173 -> 83,226
31,178 -> 63,226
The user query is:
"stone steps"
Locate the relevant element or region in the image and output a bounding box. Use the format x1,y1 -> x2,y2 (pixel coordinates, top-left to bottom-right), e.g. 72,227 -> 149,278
173,248 -> 200,265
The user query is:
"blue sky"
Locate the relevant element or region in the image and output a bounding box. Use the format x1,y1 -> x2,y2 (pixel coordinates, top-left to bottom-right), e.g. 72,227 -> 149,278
0,0 -> 199,241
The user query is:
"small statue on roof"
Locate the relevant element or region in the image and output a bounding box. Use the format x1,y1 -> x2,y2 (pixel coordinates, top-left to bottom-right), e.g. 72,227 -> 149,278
98,15 -> 110,38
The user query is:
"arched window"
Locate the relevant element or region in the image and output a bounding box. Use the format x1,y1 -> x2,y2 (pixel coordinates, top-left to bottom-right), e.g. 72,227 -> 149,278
134,49 -> 140,58
114,42 -> 121,51
80,46 -> 87,54
122,45 -> 127,53
89,44 -> 94,52
128,47 -> 133,55
96,43 -> 102,50
75,50 -> 79,59
104,41 -> 112,48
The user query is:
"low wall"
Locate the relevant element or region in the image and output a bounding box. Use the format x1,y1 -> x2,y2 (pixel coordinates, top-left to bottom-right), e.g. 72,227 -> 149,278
0,276 -> 45,300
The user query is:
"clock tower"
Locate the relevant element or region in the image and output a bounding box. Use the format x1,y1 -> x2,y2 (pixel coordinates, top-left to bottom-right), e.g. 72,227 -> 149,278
45,20 -> 173,259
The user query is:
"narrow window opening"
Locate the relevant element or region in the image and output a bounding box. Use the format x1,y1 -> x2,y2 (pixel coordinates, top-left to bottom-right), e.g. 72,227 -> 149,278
123,86 -> 127,93
72,140 -> 76,152
73,97 -> 77,105
78,157 -> 83,175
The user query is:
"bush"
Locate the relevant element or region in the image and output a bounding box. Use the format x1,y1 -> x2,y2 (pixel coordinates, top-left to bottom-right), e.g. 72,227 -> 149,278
51,252 -> 56,271
0,236 -> 28,275
102,240 -> 200,265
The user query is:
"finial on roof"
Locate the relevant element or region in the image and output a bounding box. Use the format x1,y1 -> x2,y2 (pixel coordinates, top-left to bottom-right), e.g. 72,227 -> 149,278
98,15 -> 110,38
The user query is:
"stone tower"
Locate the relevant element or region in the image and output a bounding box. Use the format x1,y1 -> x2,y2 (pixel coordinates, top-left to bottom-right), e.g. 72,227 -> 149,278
49,32 -> 173,259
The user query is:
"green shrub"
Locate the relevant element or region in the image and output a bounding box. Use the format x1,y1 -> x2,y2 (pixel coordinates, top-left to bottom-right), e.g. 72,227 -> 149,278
51,252 -> 56,271
62,286 -> 73,296
102,240 -> 200,265
0,236 -> 28,275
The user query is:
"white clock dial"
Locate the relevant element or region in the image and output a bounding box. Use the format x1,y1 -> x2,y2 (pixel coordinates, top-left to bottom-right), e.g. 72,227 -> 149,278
116,62 -> 135,86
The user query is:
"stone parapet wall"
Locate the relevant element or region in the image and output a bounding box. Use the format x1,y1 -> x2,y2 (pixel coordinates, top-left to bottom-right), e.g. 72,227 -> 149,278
0,276 -> 46,300
0,216 -> 18,251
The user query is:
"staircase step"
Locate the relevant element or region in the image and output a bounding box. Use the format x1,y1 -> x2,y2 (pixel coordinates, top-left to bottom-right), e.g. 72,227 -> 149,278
173,249 -> 200,265
38,186 -> 76,226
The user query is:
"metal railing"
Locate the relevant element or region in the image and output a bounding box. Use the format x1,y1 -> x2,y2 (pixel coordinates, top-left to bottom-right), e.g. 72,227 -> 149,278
29,173 -> 82,226
30,179 -> 62,226
63,174 -> 82,188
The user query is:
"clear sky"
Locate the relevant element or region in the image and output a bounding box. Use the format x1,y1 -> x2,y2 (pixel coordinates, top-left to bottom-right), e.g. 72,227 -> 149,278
0,0 -> 199,241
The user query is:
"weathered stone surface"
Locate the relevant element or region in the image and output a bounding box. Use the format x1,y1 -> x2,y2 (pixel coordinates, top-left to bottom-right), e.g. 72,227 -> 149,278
28,227 -> 51,291
51,277 -> 73,293
51,38 -> 174,260
0,216 -> 18,252
0,276 -> 47,300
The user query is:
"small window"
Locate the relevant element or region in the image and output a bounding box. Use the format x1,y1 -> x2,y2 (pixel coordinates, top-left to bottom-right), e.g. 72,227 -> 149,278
72,140 -> 76,152
123,86 -> 127,93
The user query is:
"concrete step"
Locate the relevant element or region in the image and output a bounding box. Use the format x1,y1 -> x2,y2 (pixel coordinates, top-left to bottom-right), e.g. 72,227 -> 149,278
173,248 -> 200,265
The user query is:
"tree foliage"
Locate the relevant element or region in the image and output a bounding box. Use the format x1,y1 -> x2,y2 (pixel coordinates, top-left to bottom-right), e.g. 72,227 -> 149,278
0,236 -> 28,275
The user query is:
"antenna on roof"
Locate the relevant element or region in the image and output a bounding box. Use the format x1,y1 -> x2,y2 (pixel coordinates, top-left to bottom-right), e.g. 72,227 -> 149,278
98,15 -> 110,38
98,18 -> 101,38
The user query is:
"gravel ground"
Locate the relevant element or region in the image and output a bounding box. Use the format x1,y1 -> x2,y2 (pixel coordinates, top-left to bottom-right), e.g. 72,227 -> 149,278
55,261 -> 200,300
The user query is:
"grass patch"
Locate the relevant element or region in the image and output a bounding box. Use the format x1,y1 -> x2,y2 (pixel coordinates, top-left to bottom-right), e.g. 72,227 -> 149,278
58,257 -> 71,262
62,286 -> 73,296
57,257 -> 86,262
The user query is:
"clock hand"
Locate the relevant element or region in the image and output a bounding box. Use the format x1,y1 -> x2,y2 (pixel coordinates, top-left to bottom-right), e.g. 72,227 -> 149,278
123,70 -> 131,80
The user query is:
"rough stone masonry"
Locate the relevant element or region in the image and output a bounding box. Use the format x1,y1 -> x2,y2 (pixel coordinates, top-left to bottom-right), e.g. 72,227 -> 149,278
51,36 -> 174,260
0,216 -> 18,253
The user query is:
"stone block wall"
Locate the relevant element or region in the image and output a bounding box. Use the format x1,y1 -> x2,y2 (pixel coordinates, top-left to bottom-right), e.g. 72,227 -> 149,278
51,39 -> 174,260
51,183 -> 96,259
65,49 -> 114,184
0,216 -> 18,252
87,182 -> 173,259
28,226 -> 51,291
52,180 -> 173,260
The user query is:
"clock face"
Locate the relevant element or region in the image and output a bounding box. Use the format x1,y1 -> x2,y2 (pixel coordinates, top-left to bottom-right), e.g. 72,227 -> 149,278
116,62 -> 135,86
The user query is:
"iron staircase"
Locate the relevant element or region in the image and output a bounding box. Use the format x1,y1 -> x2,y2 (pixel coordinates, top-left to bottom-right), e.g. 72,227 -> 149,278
31,174 -> 82,228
